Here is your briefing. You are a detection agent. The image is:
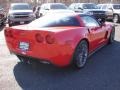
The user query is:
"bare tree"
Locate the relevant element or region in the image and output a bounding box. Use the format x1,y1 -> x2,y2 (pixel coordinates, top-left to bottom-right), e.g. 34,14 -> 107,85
1,0 -> 120,9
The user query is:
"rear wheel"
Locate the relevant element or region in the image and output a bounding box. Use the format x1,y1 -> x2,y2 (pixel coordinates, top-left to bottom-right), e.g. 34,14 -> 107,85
113,14 -> 119,23
72,40 -> 88,69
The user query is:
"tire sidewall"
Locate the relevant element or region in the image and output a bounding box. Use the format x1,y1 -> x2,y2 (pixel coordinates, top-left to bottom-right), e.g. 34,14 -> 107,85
73,40 -> 88,69
109,27 -> 115,44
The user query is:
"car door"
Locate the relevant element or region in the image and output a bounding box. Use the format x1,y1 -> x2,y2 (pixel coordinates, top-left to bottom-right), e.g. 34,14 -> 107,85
81,16 -> 107,50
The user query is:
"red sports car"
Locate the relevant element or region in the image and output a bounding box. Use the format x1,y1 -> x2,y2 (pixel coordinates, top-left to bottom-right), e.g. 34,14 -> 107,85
4,13 -> 115,69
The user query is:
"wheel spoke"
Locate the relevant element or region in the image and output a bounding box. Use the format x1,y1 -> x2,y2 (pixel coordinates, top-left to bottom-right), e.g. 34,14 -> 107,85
76,44 -> 88,67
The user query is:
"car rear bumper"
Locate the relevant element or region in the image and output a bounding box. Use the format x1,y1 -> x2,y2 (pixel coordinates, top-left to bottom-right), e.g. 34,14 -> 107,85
5,37 -> 74,67
8,16 -> 35,24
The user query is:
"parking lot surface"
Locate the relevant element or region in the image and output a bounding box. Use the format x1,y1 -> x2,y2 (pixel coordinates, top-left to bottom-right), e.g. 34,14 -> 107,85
0,23 -> 120,90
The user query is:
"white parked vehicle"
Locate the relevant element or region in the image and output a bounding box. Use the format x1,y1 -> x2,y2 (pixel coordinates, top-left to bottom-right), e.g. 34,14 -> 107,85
98,4 -> 120,23
8,3 -> 36,26
39,3 -> 75,17
69,3 -> 106,20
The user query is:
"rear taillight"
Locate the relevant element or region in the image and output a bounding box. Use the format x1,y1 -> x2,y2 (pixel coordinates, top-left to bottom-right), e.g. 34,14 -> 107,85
45,34 -> 55,44
35,33 -> 44,43
35,33 -> 55,44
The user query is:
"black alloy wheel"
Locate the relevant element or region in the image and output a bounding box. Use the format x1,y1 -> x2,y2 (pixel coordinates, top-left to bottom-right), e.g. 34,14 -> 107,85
73,40 -> 88,69
109,27 -> 115,44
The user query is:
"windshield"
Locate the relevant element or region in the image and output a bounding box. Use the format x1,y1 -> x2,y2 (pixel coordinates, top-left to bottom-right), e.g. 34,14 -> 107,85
29,15 -> 80,27
11,4 -> 31,10
51,4 -> 67,9
113,5 -> 120,9
83,4 -> 98,9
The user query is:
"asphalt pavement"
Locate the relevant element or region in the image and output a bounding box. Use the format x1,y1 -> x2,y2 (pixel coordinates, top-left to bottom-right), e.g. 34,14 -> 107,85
0,23 -> 120,90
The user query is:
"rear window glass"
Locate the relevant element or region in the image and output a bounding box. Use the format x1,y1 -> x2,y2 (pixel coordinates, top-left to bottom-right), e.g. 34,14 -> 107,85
81,16 -> 100,27
29,15 -> 80,27
83,4 -> 98,9
51,4 -> 67,9
102,5 -> 107,9
11,4 -> 31,10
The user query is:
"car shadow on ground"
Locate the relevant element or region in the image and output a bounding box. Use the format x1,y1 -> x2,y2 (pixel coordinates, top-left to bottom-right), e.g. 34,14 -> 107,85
13,40 -> 120,90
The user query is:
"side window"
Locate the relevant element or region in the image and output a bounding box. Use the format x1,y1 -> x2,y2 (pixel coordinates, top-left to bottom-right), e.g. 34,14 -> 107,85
69,4 -> 73,9
72,5 -> 76,9
107,5 -> 112,9
44,5 -> 48,10
74,4 -> 78,9
69,4 -> 76,9
102,5 -> 107,9
76,4 -> 81,9
40,5 -> 44,10
81,16 -> 100,27
60,17 -> 80,26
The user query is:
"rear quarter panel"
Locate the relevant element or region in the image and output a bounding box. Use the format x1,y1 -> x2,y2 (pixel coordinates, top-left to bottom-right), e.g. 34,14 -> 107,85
54,27 -> 89,53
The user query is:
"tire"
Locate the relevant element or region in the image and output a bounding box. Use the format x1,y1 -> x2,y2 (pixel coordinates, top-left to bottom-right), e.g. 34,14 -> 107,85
72,40 -> 88,69
16,55 -> 30,64
108,27 -> 115,44
113,14 -> 119,23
